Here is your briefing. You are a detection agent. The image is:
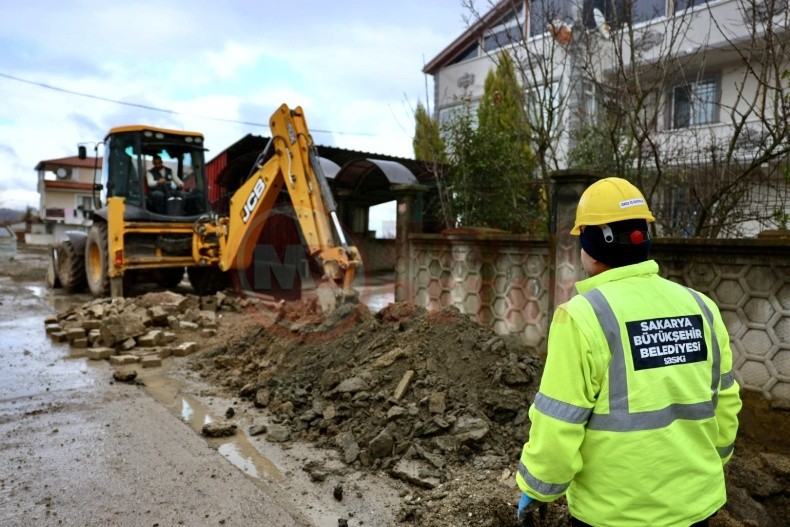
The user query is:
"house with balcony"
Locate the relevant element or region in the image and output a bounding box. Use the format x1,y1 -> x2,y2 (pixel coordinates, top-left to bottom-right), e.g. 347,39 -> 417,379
424,0 -> 790,237
35,155 -> 102,242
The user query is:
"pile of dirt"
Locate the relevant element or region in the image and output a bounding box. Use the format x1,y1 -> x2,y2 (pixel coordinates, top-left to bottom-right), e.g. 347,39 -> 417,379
197,302 -> 540,477
189,299 -> 790,527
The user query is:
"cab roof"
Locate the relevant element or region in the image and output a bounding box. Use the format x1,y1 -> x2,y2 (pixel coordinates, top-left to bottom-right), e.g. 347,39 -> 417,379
106,125 -> 204,139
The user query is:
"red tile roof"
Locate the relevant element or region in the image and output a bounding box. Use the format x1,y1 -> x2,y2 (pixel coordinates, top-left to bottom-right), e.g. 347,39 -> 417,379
35,156 -> 103,171
42,180 -> 96,191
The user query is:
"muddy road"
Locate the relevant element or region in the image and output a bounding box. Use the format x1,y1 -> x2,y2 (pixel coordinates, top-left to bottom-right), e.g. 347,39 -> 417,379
0,246 -> 402,527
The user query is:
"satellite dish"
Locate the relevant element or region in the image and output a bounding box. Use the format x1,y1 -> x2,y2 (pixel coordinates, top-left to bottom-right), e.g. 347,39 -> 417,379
56,167 -> 69,180
593,8 -> 611,39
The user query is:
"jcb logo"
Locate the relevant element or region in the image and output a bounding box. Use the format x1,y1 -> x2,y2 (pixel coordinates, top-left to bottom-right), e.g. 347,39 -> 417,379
241,178 -> 266,223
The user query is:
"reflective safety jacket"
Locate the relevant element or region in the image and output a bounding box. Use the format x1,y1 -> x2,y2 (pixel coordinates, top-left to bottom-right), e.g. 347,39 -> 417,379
516,260 -> 741,527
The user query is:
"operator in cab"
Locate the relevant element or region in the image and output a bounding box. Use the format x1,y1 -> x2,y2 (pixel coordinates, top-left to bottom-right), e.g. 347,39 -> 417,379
147,155 -> 184,214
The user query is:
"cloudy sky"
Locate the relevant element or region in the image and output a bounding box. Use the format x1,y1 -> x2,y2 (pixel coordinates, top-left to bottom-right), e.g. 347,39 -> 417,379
0,0 -> 471,210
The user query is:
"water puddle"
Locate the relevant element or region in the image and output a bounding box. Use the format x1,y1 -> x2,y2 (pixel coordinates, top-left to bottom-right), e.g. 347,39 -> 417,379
26,285 -> 46,297
142,374 -> 283,482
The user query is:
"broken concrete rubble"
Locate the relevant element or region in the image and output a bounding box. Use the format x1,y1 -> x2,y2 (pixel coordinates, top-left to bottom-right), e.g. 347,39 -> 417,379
201,420 -> 237,438
46,291 -> 238,368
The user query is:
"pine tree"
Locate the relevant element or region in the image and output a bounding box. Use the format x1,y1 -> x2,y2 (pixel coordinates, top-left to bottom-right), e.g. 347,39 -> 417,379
413,102 -> 447,164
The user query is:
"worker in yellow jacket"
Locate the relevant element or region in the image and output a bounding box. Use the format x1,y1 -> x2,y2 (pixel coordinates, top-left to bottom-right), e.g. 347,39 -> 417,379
515,178 -> 741,527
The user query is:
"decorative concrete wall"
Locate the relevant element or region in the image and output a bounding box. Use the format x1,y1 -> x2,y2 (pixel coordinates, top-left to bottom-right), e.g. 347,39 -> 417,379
397,167 -> 790,400
652,240 -> 790,400
408,233 -> 551,353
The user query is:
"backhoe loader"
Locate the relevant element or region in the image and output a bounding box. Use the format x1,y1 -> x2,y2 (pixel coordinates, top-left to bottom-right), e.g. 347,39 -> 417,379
48,104 -> 361,307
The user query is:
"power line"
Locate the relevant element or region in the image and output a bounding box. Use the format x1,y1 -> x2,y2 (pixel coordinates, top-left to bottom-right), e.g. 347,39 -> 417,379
0,71 -> 375,136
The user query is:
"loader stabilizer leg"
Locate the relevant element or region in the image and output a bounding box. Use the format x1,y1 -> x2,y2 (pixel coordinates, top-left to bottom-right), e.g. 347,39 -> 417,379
110,277 -> 124,298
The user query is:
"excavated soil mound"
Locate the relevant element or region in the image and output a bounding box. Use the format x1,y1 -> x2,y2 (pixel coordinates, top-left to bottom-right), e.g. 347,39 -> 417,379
191,300 -> 789,527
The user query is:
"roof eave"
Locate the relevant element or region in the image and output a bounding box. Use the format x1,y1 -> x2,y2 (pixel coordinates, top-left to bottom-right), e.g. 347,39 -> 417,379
422,0 -> 514,75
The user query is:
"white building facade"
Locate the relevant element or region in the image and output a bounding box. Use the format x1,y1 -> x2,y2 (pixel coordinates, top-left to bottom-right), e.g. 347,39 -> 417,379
34,155 -> 101,243
424,0 -> 790,238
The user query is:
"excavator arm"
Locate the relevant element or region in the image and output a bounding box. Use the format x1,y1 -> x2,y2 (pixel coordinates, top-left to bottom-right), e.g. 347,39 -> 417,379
193,104 -> 361,290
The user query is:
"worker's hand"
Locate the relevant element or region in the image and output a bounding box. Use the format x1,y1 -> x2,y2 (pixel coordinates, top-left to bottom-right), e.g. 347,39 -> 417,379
517,493 -> 533,521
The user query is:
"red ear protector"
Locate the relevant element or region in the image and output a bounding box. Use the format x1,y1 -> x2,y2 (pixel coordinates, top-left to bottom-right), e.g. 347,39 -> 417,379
601,224 -> 649,245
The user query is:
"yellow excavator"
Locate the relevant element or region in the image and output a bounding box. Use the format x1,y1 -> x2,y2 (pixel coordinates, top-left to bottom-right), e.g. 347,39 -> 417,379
49,104 -> 361,306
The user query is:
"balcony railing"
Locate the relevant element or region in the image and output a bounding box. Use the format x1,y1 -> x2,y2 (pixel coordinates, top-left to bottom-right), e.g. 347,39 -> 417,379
42,208 -> 93,224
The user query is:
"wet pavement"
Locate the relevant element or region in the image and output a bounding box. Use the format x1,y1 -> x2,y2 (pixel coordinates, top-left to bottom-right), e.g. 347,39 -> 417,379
0,277 -> 309,526
0,260 -> 403,527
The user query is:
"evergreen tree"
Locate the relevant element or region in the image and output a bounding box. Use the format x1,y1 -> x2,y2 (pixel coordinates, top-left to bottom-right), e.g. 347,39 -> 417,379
441,53 -> 539,233
413,102 -> 446,164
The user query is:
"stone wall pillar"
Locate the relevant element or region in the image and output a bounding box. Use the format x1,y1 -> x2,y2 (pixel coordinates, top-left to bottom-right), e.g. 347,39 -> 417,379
392,184 -> 428,303
549,170 -> 601,314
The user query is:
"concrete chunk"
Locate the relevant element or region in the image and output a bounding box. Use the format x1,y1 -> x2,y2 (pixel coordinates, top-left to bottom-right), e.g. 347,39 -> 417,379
141,356 -> 162,368
393,370 -> 415,401
147,305 -> 169,326
66,328 -> 86,342
172,342 -> 198,357
200,297 -> 218,312
100,311 -> 146,346
109,355 -> 139,366
137,330 -> 164,347
81,320 -> 102,331
86,348 -> 114,361
87,305 -> 105,319
50,331 -> 68,342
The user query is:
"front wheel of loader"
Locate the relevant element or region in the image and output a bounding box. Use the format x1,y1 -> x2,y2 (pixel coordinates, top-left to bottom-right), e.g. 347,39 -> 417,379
187,266 -> 230,296
85,222 -> 110,297
56,240 -> 87,292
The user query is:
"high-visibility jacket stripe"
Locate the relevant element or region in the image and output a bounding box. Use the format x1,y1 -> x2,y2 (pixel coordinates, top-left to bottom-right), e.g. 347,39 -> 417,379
687,287 -> 722,402
718,443 -> 735,459
532,392 -> 592,424
721,371 -> 735,390
581,288 -> 721,432
518,460 -> 571,495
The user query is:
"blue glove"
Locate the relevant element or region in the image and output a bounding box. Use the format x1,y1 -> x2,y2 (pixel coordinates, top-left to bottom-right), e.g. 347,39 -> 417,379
517,493 -> 533,520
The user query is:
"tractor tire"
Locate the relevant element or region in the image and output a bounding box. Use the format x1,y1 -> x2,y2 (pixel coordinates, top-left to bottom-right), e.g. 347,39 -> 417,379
85,222 -> 110,297
56,240 -> 87,292
187,266 -> 230,296
155,267 -> 185,289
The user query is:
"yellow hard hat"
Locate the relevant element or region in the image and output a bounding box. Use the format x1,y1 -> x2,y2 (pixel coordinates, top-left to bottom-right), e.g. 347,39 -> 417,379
570,177 -> 655,235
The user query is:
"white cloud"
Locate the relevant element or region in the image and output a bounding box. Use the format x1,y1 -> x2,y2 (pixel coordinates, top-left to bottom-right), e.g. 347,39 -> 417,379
0,0 -> 468,210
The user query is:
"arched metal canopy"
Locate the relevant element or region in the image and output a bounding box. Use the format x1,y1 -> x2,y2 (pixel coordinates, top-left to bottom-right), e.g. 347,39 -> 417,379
317,157 -> 342,179
330,158 -> 419,206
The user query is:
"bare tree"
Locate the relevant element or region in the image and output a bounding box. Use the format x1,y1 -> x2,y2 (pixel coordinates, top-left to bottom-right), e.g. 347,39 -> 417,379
458,0 -> 790,237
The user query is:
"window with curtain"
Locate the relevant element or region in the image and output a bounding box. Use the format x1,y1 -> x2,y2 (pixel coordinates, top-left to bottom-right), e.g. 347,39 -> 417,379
671,79 -> 718,129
